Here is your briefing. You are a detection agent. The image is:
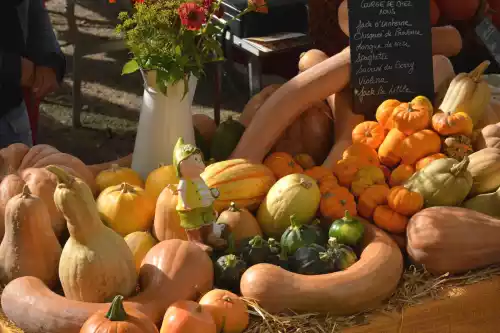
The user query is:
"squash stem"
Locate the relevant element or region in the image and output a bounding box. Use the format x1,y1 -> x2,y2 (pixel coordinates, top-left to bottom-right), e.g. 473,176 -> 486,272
105,295 -> 127,321
249,235 -> 264,248
469,61 -> 490,82
289,215 -> 301,228
46,165 -> 75,187
228,202 -> 240,212
110,164 -> 120,172
450,156 -> 470,176
327,237 -> 339,249
21,184 -> 31,197
344,210 -> 352,221
120,182 -> 135,193
225,254 -> 237,268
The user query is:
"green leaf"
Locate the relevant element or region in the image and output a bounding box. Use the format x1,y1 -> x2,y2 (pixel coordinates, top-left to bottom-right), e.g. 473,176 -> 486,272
122,59 -> 139,75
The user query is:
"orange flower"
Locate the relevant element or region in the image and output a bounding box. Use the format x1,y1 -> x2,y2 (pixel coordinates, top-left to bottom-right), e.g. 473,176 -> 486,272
248,0 -> 268,13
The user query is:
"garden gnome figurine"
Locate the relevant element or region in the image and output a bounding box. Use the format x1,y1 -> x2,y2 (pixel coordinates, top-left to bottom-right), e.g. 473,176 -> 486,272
172,137 -> 226,252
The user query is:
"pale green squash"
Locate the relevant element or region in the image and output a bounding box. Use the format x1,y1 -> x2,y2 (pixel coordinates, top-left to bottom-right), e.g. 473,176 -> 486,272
404,157 -> 473,207
463,187 -> 500,218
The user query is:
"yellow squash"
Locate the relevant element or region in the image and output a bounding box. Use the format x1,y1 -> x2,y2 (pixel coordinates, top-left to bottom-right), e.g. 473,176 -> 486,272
439,61 -> 491,126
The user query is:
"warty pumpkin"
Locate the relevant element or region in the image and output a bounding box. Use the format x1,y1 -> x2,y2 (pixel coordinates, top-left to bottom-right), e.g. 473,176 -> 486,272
466,148 -> 500,196
342,143 -> 380,167
1,239 -> 214,332
216,202 -> 262,247
391,101 -> 431,135
124,231 -> 158,274
415,153 -> 447,171
373,205 -> 409,234
201,159 -> 276,212
443,135 -> 473,160
400,129 -> 442,165
263,152 -> 303,179
377,128 -> 406,168
438,61 -> 491,126
95,164 -> 143,194
0,185 -> 62,288
257,174 -> 320,237
80,295 -> 159,333
407,207 -> 500,275
431,111 -> 473,136
332,157 -> 369,187
350,165 -> 386,197
387,186 -> 424,216
463,186 -> 500,218
144,164 -> 179,201
357,184 -> 389,220
404,157 -> 472,207
375,99 -> 400,130
351,121 -> 385,149
389,164 -> 415,187
47,166 -> 138,303
240,222 -> 403,314
199,289 -> 249,333
153,187 -> 188,242
160,301 -> 216,333
320,186 -> 357,220
473,123 -> 500,151
0,143 -> 96,239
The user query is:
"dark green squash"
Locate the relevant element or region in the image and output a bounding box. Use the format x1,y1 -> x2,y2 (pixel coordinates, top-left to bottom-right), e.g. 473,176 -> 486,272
210,116 -> 246,161
289,244 -> 335,275
310,218 -> 328,246
267,237 -> 281,256
214,254 -> 247,293
281,215 -> 324,256
328,237 -> 358,271
328,211 -> 365,247
194,127 -> 211,160
241,235 -> 270,266
266,245 -> 290,270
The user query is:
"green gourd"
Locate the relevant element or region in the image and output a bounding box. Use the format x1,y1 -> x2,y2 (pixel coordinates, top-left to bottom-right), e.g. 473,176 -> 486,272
280,215 -> 322,256
328,211 -> 364,247
462,187 -> 500,218
210,116 -> 246,161
404,156 -> 473,207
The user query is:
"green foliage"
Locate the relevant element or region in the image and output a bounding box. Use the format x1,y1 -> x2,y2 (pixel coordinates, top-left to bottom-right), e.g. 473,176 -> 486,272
116,0 -> 254,96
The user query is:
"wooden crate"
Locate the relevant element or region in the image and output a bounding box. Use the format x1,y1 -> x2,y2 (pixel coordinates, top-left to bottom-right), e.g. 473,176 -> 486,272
344,276 -> 500,333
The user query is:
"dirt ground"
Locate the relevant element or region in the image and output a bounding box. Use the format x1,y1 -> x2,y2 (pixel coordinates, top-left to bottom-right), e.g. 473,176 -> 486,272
40,0 -> 282,164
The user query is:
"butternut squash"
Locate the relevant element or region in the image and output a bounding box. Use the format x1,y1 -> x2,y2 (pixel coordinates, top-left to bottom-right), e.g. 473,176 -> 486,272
0,186 -> 62,288
47,166 -> 137,303
239,84 -> 282,128
240,222 -> 403,314
407,207 -> 500,275
1,239 -> 214,333
467,148 -> 500,196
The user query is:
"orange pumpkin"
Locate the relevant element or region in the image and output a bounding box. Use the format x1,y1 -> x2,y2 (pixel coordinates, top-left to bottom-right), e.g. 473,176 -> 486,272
319,178 -> 340,194
380,165 -> 391,183
332,157 -> 367,187
320,186 -> 357,219
400,129 -> 442,165
199,289 -> 249,333
415,153 -> 447,171
304,166 -> 337,184
160,300 -> 216,333
342,143 -> 380,166
376,99 -> 401,129
351,121 -> 386,149
80,295 -> 159,333
373,205 -> 409,234
263,152 -> 303,179
431,111 -> 473,136
378,128 -> 406,167
357,184 -> 390,219
389,164 -> 415,187
387,186 -> 424,216
294,154 -> 316,169
350,165 -> 386,197
391,102 -> 430,135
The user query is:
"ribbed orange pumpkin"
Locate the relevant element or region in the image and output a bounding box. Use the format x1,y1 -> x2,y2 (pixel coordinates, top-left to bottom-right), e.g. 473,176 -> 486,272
199,289 -> 249,333
263,152 -> 303,179
201,159 -> 276,212
389,164 -> 415,187
342,143 -> 380,167
415,153 -> 447,171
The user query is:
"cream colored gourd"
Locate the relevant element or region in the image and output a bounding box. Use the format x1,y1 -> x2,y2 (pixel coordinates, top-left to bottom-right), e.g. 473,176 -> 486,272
463,187 -> 500,218
404,157 -> 473,207
433,55 -> 456,107
47,165 -> 137,303
0,186 -> 62,288
439,61 -> 491,125
467,148 -> 500,196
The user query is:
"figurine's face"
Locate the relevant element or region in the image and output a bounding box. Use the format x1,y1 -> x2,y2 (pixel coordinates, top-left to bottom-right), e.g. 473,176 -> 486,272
179,153 -> 205,178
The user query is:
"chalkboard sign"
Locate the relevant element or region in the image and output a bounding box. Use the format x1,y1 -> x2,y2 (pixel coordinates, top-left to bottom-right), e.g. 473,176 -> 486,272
347,0 -> 434,119
476,18 -> 500,66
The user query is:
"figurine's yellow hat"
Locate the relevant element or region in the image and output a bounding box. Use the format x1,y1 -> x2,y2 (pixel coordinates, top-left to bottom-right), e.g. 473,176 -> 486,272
173,137 -> 201,177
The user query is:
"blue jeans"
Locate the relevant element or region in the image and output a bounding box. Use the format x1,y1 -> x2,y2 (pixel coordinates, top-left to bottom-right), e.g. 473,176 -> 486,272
0,103 -> 33,149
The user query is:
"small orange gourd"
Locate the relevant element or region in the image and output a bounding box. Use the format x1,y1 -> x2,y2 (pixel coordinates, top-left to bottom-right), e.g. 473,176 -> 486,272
199,289 -> 249,333
351,121 -> 386,149
389,164 -> 415,187
332,157 -> 368,187
357,184 -> 390,219
378,128 -> 406,167
373,205 -> 409,234
400,129 -> 442,165
415,153 -> 447,171
263,152 -> 303,179
387,186 -> 424,216
320,186 -> 357,219
350,165 -> 386,197
342,143 -> 380,166
304,166 -> 337,184
161,300 -> 216,333
376,99 -> 401,129
431,111 -> 473,136
80,295 -> 159,333
319,178 -> 340,194
391,102 -> 430,135
294,154 -> 316,169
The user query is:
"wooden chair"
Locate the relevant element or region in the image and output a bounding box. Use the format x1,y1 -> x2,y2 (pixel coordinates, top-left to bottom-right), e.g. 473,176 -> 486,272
65,0 -> 132,127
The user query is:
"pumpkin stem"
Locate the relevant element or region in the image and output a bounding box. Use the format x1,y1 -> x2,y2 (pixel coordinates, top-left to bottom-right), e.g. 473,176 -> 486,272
228,202 -> 240,212
120,183 -> 135,193
406,103 -> 415,112
20,185 -> 32,198
110,164 -> 120,172
222,295 -> 234,304
46,165 -> 75,187
249,235 -> 265,248
469,61 -> 490,82
450,156 -> 470,176
105,295 -> 127,321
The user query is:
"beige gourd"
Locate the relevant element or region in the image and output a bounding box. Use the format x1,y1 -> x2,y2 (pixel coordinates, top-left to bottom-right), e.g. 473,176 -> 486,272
439,61 -> 491,125
0,186 -> 62,288
463,187 -> 500,218
47,165 -> 137,302
467,148 -> 500,196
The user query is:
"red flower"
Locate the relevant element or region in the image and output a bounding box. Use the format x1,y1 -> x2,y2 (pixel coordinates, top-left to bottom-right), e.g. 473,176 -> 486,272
203,0 -> 214,10
178,2 -> 207,31
248,0 -> 268,13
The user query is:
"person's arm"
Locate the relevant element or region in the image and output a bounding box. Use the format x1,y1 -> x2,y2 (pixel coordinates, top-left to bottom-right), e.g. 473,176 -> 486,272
0,53 -> 35,87
26,0 -> 65,83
